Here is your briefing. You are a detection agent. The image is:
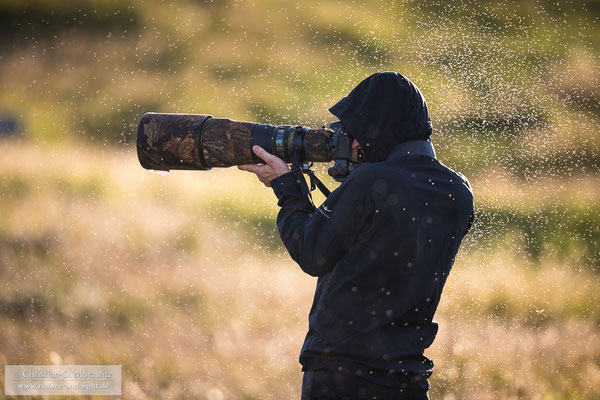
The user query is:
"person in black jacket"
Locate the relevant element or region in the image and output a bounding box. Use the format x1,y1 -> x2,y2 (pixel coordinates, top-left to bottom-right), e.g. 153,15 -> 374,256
239,71 -> 474,400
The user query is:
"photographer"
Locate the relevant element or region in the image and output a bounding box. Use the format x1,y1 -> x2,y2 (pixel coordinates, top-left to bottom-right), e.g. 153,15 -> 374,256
239,71 -> 474,400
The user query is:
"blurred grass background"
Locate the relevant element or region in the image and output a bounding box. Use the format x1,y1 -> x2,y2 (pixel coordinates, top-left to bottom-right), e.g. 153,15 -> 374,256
0,0 -> 598,399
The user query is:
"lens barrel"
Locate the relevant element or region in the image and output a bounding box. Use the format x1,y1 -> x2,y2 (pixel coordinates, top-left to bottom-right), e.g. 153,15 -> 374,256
137,113 -> 333,171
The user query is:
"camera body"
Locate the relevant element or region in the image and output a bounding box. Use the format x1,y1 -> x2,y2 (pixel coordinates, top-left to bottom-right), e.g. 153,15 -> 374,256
136,113 -> 361,181
327,121 -> 361,181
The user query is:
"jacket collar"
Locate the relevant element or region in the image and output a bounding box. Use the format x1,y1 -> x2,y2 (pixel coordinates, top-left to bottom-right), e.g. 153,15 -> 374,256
386,140 -> 436,162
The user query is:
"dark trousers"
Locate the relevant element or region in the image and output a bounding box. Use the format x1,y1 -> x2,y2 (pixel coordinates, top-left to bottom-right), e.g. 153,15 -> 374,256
301,369 -> 430,400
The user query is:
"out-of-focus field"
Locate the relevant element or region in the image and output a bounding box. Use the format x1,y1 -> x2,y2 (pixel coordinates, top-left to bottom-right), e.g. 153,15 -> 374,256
0,0 -> 599,399
0,140 -> 598,399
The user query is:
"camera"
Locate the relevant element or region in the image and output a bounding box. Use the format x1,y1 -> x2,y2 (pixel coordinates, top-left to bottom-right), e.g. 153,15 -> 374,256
136,113 -> 361,181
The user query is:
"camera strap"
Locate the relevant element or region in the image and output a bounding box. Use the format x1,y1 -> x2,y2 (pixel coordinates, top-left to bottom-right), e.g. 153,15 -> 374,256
290,150 -> 332,206
290,150 -> 311,195
306,170 -> 332,197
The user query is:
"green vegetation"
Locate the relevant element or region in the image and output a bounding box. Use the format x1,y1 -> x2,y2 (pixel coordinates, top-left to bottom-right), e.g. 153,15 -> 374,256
0,0 -> 598,399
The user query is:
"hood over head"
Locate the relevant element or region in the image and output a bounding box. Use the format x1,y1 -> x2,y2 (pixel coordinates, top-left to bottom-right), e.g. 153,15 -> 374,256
329,71 -> 432,162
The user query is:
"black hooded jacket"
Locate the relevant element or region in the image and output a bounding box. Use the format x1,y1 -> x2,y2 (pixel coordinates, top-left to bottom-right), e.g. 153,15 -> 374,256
329,71 -> 433,162
270,72 -> 474,391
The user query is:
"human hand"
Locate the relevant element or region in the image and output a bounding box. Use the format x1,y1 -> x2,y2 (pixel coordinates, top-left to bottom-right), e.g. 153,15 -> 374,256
238,146 -> 291,187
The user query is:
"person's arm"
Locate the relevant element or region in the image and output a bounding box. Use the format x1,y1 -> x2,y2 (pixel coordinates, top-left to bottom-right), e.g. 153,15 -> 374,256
239,146 -> 373,277
271,168 -> 372,277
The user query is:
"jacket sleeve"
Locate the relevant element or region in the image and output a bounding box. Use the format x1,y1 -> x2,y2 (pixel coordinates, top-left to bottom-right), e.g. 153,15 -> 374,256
271,170 -> 373,277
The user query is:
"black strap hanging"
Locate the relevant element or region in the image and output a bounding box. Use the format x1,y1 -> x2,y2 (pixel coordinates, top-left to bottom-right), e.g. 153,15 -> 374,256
290,148 -> 332,205
290,150 -> 311,195
306,169 -> 332,197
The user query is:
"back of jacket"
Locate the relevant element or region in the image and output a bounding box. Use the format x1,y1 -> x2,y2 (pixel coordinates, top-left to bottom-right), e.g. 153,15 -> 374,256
271,148 -> 474,390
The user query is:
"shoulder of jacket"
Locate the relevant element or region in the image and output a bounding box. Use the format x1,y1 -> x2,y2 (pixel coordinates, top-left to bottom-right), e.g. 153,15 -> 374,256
455,170 -> 472,188
433,160 -> 472,187
337,163 -> 375,186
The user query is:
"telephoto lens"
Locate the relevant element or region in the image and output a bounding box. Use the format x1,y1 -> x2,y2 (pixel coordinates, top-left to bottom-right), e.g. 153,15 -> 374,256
136,113 -> 334,171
